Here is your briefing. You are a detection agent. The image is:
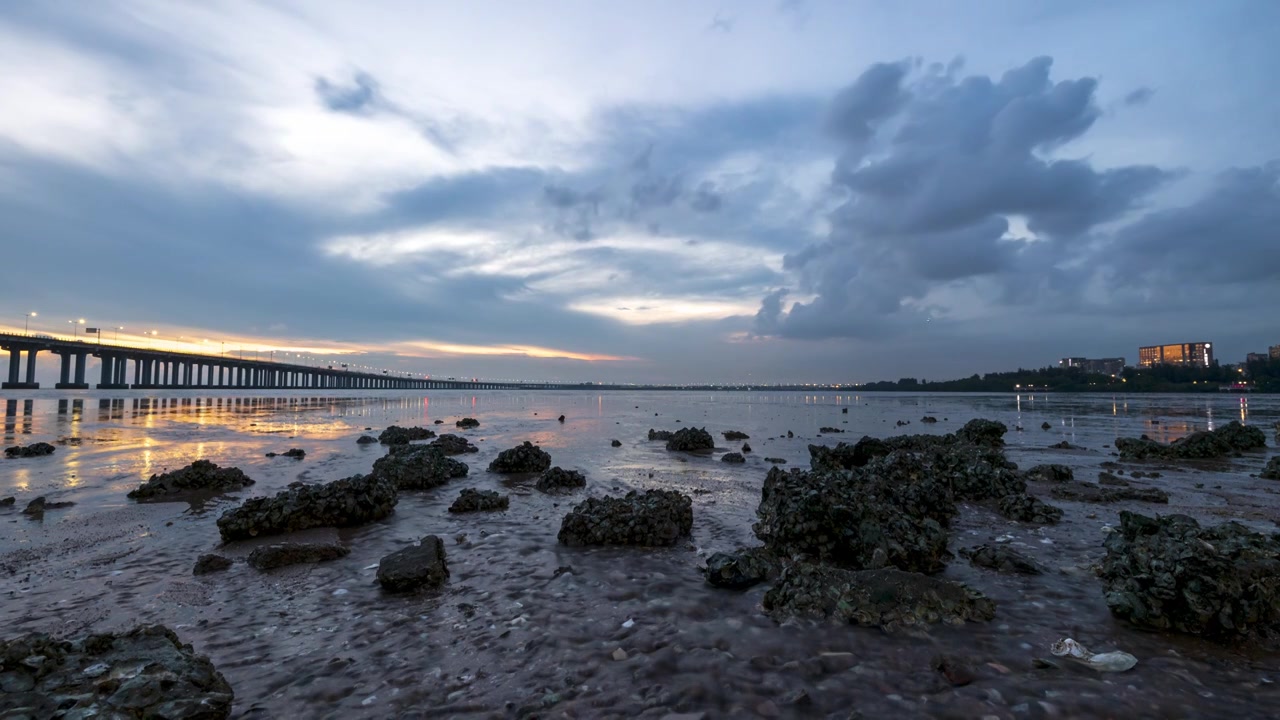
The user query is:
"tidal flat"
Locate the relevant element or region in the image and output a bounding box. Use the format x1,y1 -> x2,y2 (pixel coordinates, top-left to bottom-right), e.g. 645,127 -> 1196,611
2,390 -> 1279,719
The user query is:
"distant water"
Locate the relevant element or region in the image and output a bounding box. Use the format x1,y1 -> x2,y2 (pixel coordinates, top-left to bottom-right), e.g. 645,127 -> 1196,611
2,390 -> 1278,718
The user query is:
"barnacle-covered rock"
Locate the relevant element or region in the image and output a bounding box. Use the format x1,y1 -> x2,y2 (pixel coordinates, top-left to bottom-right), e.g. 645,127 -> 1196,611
377,425 -> 436,445
558,489 -> 692,547
704,546 -> 781,590
1100,511 -> 1280,638
666,426 -> 715,452
535,466 -> 586,493
763,564 -> 995,629
372,444 -> 469,490
487,441 -> 552,473
996,493 -> 1063,524
128,459 -> 254,501
448,488 -> 509,512
956,418 -> 1008,447
216,474 -> 396,541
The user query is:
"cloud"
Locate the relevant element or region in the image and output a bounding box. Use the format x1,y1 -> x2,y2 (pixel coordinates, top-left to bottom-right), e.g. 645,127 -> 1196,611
315,71 -> 379,113
1123,87 -> 1154,106
760,56 -> 1172,340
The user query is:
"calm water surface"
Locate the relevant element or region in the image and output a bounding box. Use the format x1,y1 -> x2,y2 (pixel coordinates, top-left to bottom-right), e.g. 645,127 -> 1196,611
2,390 -> 1278,719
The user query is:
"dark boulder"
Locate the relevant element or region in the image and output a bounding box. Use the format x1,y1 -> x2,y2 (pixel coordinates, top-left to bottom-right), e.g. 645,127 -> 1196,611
378,425 -> 436,445
535,466 -> 586,493
960,544 -> 1042,574
0,496 -> 14,507
1049,441 -> 1082,450
763,564 -> 995,629
723,430 -> 750,441
0,625 -> 233,718
1041,422 -> 1053,430
610,439 -> 622,447
742,443 -> 752,453
1099,471 -> 1129,486
808,436 -> 889,472
1117,422 -> 1265,461
247,542 -> 349,570
429,433 -> 479,454
558,414 -> 566,423
455,417 -> 480,429
1024,464 -> 1074,483
372,444 -> 469,490
377,536 -> 448,592
647,429 -> 673,441
666,426 -> 714,452
488,441 -> 552,473
3,442 -> 55,458
753,458 -> 951,574
819,426 -> 845,434
1100,511 -> 1280,638
1050,483 -> 1169,504
128,459 -> 254,501
266,448 -> 305,459
956,419 -> 1007,447
1262,457 -> 1280,480
996,493 -> 1064,524
20,496 -> 74,518
356,435 -> 379,444
704,547 -> 781,590
448,488 -> 509,513
924,443 -> 1025,500
193,554 -> 233,575
1215,420 -> 1267,451
721,452 -> 745,464
558,489 -> 693,547
921,416 -> 938,423
216,473 -> 397,541
763,457 -> 786,464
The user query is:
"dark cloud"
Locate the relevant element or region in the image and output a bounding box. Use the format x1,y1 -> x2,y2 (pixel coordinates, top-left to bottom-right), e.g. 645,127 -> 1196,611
761,57 -> 1173,340
1124,87 -> 1155,106
689,182 -> 723,213
315,71 -> 378,113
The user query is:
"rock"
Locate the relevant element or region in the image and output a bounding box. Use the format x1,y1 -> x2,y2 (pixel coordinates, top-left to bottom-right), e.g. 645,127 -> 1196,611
535,466 -> 586,493
819,426 -> 844,434
372,444 -> 469,490
356,435 -> 379,444
448,488 -> 509,512
1215,420 -> 1267,451
3,442 -> 55,458
1041,422 -> 1053,430
956,419 -> 1008,447
611,648 -> 628,661
1098,471 -> 1129,486
933,654 -> 976,686
216,473 -> 397,541
266,448 -> 305,458
808,436 -> 889,471
960,544 -> 1043,574
666,427 -> 714,452
1100,511 -> 1280,638
488,441 -> 552,473
428,433 -> 479,454
433,419 -> 444,424
1049,441 -> 1081,449
763,564 -> 995,629
753,456 -> 952,573
558,414 -> 566,423
1262,457 -> 1280,480
647,429 -> 674,441
1117,421 -> 1267,461
22,496 -> 75,517
741,443 -> 752,453
704,547 -> 780,589
455,417 -> 480,429
128,459 -> 254,501
0,496 -> 14,507
0,625 -> 233,718
377,536 -> 448,592
921,416 -> 938,423
246,542 -> 349,570
721,452 -> 745,464
610,439 -> 622,447
558,490 -> 693,546
377,425 -> 436,445
1049,483 -> 1169,504
1024,464 -> 1074,483
193,554 -> 233,575
723,430 -> 750,441
997,493 -> 1063,524
763,457 -> 786,464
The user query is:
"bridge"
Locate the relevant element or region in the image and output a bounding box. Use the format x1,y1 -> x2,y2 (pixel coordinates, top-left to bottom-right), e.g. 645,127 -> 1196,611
0,332 -> 566,391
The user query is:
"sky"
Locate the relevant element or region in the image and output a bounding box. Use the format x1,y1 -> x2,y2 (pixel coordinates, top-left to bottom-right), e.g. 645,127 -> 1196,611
1,0 -> 1278,384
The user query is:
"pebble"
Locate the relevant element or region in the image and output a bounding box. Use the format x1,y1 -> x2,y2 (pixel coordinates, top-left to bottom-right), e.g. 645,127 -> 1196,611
82,662 -> 110,678
612,648 -> 628,661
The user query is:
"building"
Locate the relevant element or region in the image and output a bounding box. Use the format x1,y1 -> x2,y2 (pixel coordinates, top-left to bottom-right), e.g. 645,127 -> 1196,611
1138,342 -> 1214,368
1271,344 -> 1280,360
1247,352 -> 1269,364
1060,357 -> 1127,375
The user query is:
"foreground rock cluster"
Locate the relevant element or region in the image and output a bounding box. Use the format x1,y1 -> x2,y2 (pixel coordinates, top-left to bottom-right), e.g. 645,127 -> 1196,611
128,459 -> 254,501
4,442 -> 55,458
216,474 -> 397,541
0,625 -> 233,718
1100,511 -> 1280,638
377,535 -> 448,592
448,488 -> 509,513
372,444 -> 469,490
763,565 -> 996,628
558,489 -> 693,546
1116,420 -> 1267,460
378,425 -> 436,445
488,441 -> 552,473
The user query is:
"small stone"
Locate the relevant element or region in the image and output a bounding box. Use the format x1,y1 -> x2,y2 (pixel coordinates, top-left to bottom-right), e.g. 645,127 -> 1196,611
611,648 -> 628,661
193,554 -> 233,575
611,439 -> 622,447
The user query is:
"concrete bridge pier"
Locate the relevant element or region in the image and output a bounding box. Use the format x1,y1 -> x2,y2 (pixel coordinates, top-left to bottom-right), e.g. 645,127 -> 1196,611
53,349 -> 90,389
97,353 -> 131,389
2,346 -> 40,389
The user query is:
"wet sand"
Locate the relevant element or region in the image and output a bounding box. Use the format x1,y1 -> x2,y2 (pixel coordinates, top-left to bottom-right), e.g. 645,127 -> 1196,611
2,390 -> 1279,719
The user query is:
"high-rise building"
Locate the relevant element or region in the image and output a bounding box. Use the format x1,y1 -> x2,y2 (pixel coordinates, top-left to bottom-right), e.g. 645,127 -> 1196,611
1247,352 -> 1269,364
1138,342 -> 1214,368
1270,344 -> 1280,360
1060,357 -> 1127,375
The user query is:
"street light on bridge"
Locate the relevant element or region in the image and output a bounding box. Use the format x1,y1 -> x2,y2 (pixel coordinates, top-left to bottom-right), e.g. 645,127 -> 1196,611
68,318 -> 85,339
23,311 -> 37,333
115,326 -> 124,342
